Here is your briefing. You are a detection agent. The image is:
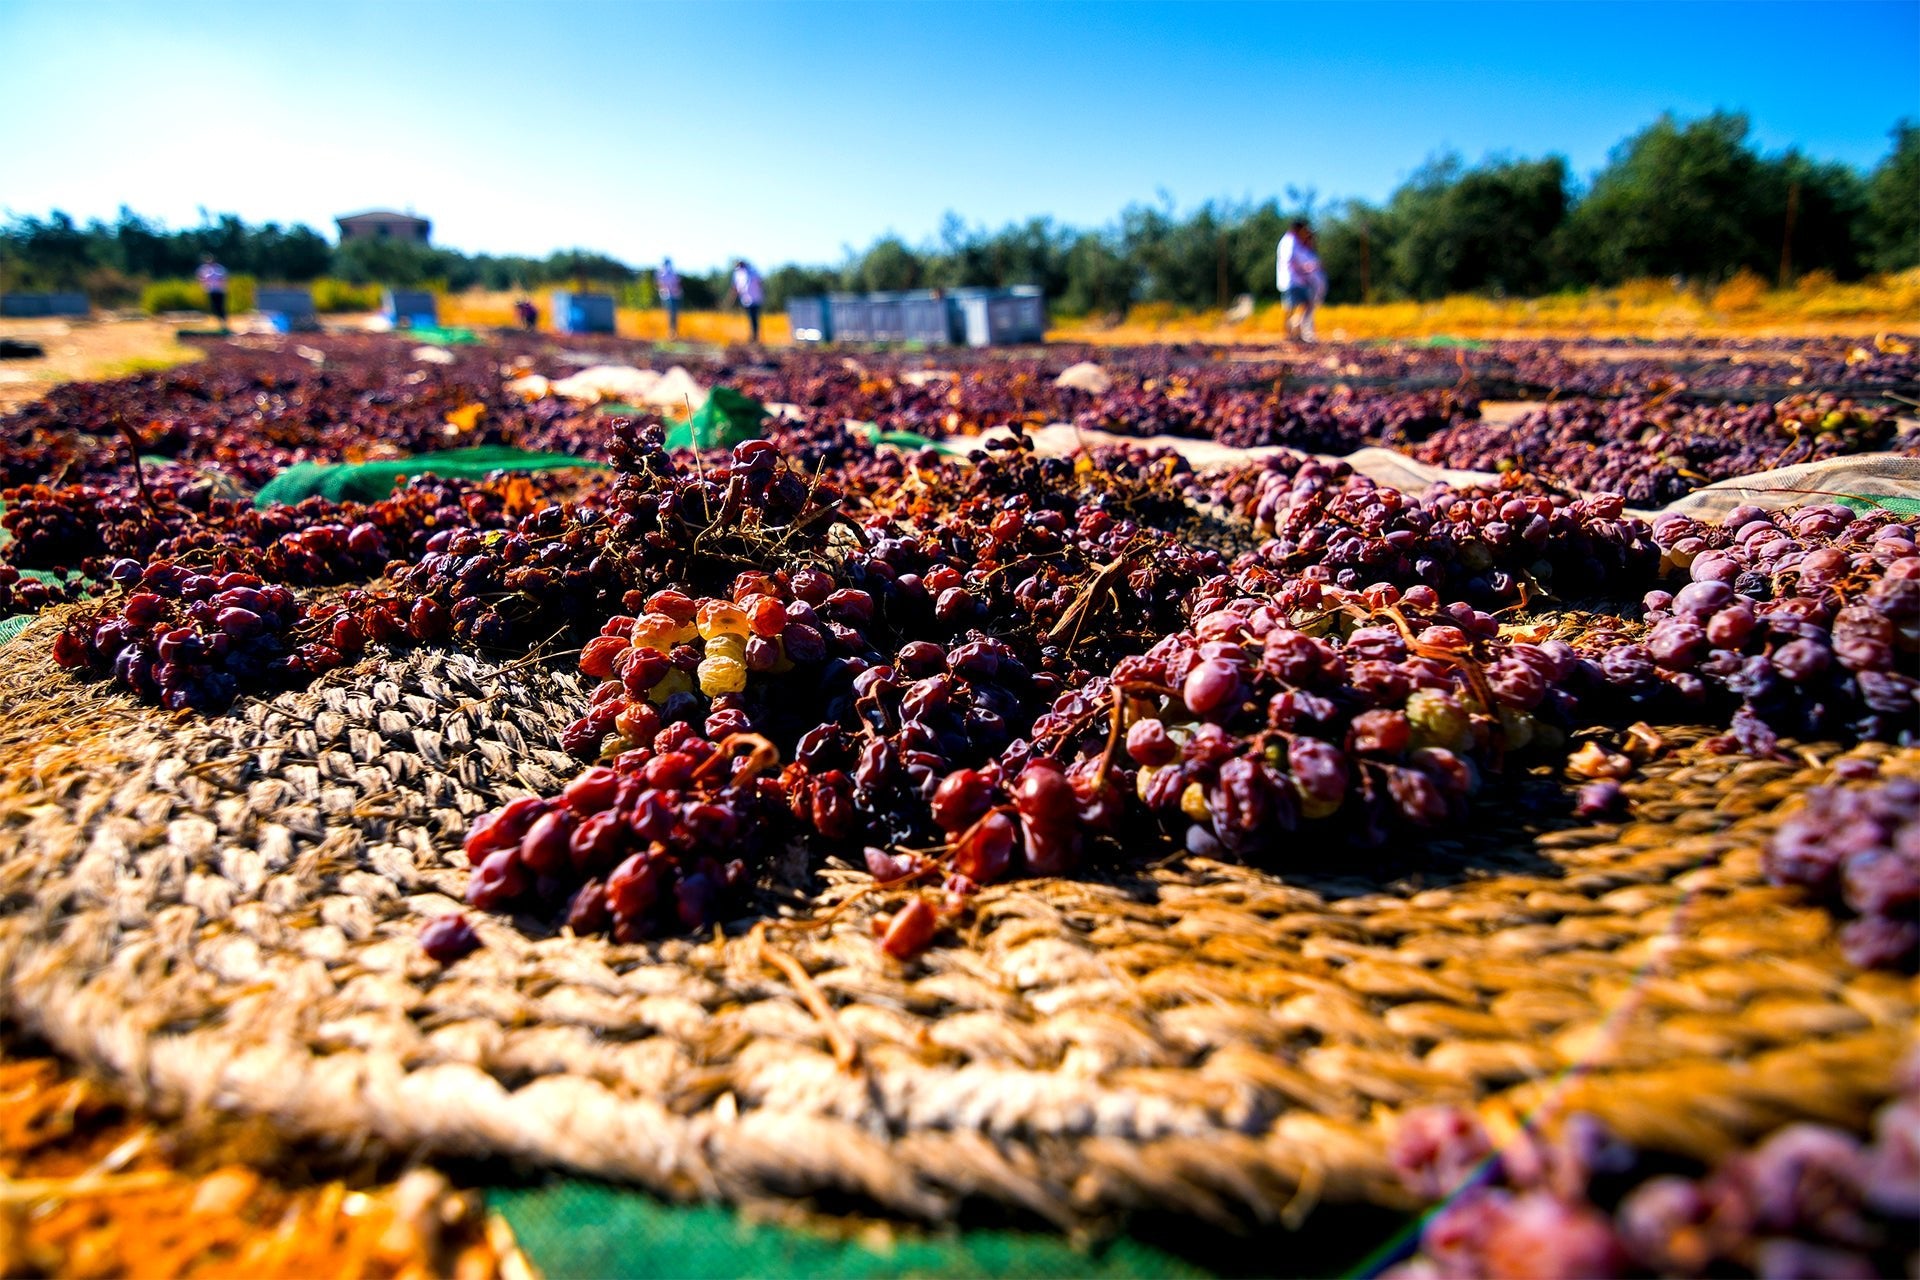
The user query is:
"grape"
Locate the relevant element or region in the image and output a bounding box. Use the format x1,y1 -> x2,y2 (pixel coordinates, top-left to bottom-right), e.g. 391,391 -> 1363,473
419,913 -> 482,963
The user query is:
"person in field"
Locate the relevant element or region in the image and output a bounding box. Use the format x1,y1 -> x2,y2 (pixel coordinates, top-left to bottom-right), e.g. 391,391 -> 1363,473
1276,220 -> 1323,343
731,259 -> 765,344
514,297 -> 538,330
197,254 -> 229,332
656,257 -> 683,340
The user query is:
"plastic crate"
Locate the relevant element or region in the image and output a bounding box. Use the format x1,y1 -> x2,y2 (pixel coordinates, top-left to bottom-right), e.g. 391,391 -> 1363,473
382,289 -> 439,328
868,292 -> 907,343
900,291 -> 956,345
0,292 -> 90,318
787,297 -> 831,343
255,286 -> 318,331
552,292 -> 616,335
828,294 -> 871,342
953,287 -> 1046,347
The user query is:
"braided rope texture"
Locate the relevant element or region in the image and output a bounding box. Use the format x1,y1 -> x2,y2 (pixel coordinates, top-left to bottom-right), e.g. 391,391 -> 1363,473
0,616 -> 1912,1232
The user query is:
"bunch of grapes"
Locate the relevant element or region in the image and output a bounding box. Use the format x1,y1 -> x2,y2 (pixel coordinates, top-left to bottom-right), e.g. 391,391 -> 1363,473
1412,395 -> 1896,504
1386,1059 -> 1920,1279
1219,455 -> 1660,603
1597,504 -> 1920,750
459,725 -> 786,942
50,562 -> 316,711
1766,773 -> 1920,970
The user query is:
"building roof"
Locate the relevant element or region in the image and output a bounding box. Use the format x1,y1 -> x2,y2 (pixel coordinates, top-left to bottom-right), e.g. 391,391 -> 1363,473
335,210 -> 430,226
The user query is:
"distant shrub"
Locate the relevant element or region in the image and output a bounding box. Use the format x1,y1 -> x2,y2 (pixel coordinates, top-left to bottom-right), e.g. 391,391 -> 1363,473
142,279 -> 204,314
82,267 -> 142,309
1711,269 -> 1769,313
311,278 -> 382,313
1612,277 -> 1683,305
142,274 -> 255,315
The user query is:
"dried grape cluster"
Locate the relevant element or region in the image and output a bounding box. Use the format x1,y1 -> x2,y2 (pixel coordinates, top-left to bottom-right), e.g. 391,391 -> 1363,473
1766,774 -> 1920,970
1412,394 -> 1898,506
7,332 -> 1917,958
1626,504 -> 1920,751
1387,1062 -> 1920,1280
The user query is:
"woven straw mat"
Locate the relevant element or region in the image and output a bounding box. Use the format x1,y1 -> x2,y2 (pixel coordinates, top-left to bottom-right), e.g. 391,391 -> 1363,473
0,614 -> 1913,1233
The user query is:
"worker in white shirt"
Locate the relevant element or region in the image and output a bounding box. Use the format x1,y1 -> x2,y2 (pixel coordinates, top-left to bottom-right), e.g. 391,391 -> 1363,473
1276,220 -> 1324,343
197,254 -> 230,332
731,259 -> 765,344
656,258 -> 682,340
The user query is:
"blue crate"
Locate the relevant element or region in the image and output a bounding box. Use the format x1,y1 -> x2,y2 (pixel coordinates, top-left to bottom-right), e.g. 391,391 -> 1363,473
383,289 -> 439,327
552,292 -> 616,334
255,286 -> 318,331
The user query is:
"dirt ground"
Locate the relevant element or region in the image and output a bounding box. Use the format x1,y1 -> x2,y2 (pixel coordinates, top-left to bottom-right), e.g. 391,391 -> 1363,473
0,317 -> 205,413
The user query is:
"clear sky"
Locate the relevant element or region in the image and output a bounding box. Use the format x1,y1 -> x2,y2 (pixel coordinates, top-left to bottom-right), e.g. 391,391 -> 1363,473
2,0 -> 1915,271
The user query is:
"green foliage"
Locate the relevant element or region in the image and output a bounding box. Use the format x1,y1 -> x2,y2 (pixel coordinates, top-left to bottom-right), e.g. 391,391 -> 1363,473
1381,154 -> 1571,298
140,278 -> 205,314
139,275 -> 253,315
1863,121 -> 1920,272
310,277 -> 382,313
5,111 -> 1913,321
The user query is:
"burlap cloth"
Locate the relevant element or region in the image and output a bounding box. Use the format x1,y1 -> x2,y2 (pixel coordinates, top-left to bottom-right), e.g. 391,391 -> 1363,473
0,615 -> 1912,1232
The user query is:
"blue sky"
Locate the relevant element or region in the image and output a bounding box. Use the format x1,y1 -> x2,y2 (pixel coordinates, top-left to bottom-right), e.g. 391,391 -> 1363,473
2,0 -> 1915,271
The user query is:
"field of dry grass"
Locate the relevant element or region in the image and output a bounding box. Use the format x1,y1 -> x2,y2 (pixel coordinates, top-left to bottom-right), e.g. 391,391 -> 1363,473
438,292 -> 790,345
1052,269 -> 1920,345
1,270 -> 1910,418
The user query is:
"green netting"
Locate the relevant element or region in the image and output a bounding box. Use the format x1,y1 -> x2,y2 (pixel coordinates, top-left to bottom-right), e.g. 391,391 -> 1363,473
0,615 -> 31,647
404,325 -> 482,346
252,447 -> 607,507
845,422 -> 966,456
1411,335 -> 1490,351
491,1181 -> 1207,1280
664,386 -> 769,451
1838,492 -> 1920,516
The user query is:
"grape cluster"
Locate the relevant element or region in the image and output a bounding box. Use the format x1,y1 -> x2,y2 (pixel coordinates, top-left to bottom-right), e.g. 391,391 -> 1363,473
1766,773 -> 1919,970
1220,456 -> 1659,603
460,727 -> 784,941
1387,1060 -> 1920,1279
1412,394 -> 1897,505
50,562 -> 315,711
1611,504 -> 1920,750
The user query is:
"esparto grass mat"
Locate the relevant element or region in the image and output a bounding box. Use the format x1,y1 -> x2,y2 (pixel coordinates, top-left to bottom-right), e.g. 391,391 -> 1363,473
0,614 -> 1911,1238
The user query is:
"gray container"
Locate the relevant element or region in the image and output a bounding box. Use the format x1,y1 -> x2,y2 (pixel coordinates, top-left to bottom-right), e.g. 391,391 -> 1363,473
0,292 -> 90,318
255,286 -> 318,332
900,290 -> 955,345
552,291 -> 616,334
788,296 -> 831,342
382,288 -> 439,327
828,293 -> 871,342
953,286 -> 1047,347
868,292 -> 907,343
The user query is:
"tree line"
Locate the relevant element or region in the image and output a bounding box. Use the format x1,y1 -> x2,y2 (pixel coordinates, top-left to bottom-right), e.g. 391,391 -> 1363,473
3,112 -> 1914,315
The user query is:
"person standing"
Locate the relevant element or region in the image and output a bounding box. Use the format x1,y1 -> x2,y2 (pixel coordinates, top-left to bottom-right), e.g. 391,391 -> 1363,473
731,258 -> 765,344
197,254 -> 230,332
1276,220 -> 1323,343
655,257 -> 683,340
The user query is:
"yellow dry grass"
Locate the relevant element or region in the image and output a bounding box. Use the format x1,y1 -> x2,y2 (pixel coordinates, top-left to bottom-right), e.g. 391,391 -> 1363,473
1051,269 -> 1920,346
439,291 -> 790,345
